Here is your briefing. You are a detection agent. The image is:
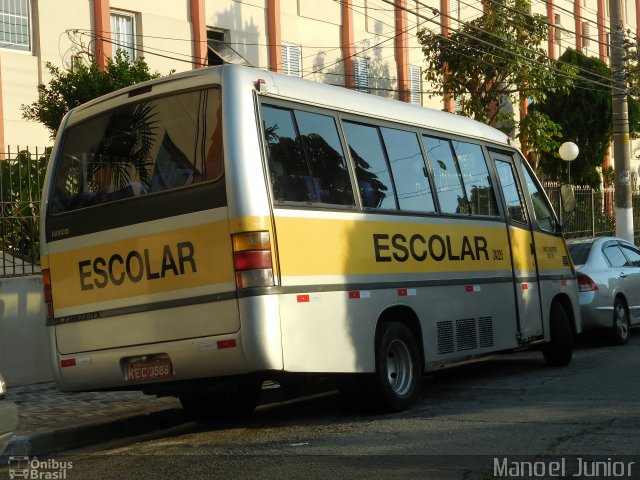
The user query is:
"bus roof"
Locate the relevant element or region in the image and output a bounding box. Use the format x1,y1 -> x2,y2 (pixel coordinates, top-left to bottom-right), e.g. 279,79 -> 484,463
69,63 -> 510,147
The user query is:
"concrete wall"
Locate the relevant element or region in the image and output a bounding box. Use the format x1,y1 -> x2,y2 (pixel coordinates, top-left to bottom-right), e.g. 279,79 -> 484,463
0,275 -> 53,387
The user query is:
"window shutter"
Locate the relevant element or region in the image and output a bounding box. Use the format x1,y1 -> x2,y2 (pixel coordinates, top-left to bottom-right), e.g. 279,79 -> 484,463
449,0 -> 459,19
409,65 -> 421,104
282,44 -> 301,77
582,22 -> 590,46
355,57 -> 369,93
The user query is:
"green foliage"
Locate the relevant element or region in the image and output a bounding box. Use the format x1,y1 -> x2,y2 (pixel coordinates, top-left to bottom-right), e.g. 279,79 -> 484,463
532,49 -> 640,188
21,51 -> 164,139
416,0 -> 561,131
0,149 -> 50,264
517,110 -> 563,160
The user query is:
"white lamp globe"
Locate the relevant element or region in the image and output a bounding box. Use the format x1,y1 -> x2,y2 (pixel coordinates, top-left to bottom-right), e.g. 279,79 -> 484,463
559,142 -> 579,162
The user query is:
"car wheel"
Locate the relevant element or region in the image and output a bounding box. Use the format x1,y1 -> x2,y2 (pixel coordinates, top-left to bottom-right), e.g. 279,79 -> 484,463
542,301 -> 573,367
371,321 -> 422,412
611,298 -> 630,345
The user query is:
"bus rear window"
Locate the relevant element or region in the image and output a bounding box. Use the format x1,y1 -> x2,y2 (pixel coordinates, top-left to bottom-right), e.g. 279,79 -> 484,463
50,88 -> 223,214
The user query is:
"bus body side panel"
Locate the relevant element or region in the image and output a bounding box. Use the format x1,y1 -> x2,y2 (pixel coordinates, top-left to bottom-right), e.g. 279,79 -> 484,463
273,210 -> 521,373
533,231 -> 581,335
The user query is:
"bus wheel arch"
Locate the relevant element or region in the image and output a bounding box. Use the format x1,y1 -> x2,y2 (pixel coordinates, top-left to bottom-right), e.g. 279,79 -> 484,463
552,293 -> 578,337
371,306 -> 424,412
542,297 -> 573,367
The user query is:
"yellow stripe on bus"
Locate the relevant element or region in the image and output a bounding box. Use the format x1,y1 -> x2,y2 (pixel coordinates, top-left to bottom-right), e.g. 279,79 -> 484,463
48,222 -> 234,309
274,216 -> 514,275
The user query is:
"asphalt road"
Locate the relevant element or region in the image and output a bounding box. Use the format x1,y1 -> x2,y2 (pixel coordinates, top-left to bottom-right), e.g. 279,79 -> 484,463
7,331 -> 640,479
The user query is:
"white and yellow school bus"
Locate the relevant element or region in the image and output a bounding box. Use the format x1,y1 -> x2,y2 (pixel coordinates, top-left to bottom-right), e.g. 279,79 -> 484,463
40,64 -> 580,414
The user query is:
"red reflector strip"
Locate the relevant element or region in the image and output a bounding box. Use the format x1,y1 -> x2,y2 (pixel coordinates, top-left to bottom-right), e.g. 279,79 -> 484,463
60,359 -> 76,368
522,283 -> 529,290
297,294 -> 310,303
398,288 -> 407,297
217,339 -> 237,349
234,250 -> 272,271
561,280 -> 567,287
465,285 -> 473,293
349,291 -> 360,299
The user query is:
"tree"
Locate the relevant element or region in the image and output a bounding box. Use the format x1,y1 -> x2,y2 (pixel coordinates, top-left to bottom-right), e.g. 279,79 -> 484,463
21,51 -> 165,139
532,49 -> 640,188
416,0 -> 565,135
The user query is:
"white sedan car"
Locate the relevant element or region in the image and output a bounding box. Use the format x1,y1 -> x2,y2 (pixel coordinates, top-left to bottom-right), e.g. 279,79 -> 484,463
567,237 -> 640,345
0,372 -> 18,453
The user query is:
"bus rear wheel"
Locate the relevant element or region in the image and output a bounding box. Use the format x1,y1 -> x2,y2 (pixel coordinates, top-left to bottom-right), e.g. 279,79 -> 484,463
371,321 -> 422,412
542,301 -> 573,367
179,376 -> 262,420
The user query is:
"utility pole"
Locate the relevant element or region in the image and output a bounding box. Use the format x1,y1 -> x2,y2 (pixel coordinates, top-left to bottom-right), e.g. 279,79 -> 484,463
610,0 -> 634,243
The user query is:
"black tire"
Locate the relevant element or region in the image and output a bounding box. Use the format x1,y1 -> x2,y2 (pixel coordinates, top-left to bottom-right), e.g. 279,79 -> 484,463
611,298 -> 630,345
542,301 -> 573,367
180,376 -> 262,420
371,321 -> 422,412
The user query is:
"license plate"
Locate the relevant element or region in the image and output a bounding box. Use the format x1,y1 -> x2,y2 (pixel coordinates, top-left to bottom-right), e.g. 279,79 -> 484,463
126,356 -> 173,382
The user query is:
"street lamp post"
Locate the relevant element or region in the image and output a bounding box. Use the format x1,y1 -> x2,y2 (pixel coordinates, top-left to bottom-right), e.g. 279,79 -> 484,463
559,141 -> 579,184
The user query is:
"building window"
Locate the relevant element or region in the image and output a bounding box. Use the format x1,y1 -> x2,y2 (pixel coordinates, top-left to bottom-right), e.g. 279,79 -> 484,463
554,14 -> 561,45
354,57 -> 369,93
0,0 -> 30,51
582,22 -> 590,47
409,65 -> 421,104
449,0 -> 459,21
282,44 -> 302,77
111,11 -> 137,61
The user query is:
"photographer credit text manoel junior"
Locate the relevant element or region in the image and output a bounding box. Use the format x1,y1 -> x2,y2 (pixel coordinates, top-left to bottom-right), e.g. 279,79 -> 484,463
494,457 -> 635,478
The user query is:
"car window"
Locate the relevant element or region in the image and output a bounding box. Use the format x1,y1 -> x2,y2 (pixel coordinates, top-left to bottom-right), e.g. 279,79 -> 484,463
603,244 -> 629,267
567,242 -> 593,265
621,244 -> 640,267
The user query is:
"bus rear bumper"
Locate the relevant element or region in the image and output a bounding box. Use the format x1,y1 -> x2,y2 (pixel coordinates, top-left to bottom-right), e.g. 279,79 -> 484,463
50,330 -> 278,393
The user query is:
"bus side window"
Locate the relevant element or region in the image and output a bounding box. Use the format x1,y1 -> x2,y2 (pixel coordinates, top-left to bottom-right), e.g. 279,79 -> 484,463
521,162 -> 558,233
261,105 -> 355,206
342,121 -> 397,210
380,127 -> 436,213
262,106 -> 311,202
451,141 -> 499,216
495,159 -> 527,224
422,135 -> 468,214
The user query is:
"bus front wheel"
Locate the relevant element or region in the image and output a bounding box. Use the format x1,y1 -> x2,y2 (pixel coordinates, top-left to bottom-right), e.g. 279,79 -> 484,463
542,301 -> 573,367
372,321 -> 422,412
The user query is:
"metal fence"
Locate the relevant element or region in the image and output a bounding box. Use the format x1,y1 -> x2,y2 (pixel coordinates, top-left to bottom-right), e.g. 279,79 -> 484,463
0,147 -> 638,278
544,182 -> 640,244
0,147 -> 49,277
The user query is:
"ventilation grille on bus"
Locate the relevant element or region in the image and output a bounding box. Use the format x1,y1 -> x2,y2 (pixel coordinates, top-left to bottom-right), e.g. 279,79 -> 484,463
437,316 -> 495,355
437,321 -> 455,355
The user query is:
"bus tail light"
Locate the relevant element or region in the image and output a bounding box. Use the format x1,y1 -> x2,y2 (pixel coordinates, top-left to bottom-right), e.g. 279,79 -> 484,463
577,273 -> 598,292
232,231 -> 274,289
42,268 -> 55,320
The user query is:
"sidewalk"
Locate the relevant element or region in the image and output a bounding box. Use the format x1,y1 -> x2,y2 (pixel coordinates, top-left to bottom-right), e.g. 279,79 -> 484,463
3,382 -> 183,456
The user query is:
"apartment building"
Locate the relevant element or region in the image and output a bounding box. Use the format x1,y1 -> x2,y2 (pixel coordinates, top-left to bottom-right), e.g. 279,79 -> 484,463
0,0 -> 638,164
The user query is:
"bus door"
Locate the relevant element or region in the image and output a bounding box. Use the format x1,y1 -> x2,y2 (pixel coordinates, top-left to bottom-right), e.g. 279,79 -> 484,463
491,150 -> 544,341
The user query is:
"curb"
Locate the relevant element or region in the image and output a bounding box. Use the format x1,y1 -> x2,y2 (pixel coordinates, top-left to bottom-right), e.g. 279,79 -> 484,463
4,407 -> 185,457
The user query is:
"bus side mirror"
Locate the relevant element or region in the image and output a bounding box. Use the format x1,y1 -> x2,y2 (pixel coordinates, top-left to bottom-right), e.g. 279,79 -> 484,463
560,184 -> 575,214
560,184 -> 575,229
